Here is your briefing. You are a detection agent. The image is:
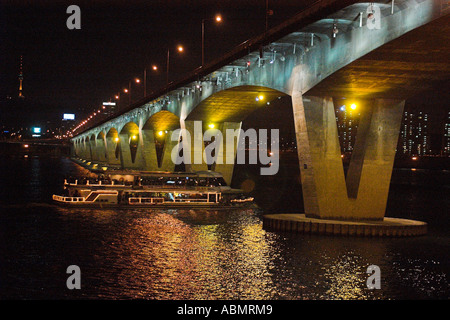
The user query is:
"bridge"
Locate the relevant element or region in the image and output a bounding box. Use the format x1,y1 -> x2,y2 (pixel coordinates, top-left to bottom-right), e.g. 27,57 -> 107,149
70,0 -> 449,222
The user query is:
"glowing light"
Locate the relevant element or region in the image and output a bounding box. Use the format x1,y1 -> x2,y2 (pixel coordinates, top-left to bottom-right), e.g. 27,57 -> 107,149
158,131 -> 164,136
350,103 -> 357,110
152,65 -> 158,71
115,137 -> 119,142
115,95 -> 119,99
215,14 -> 222,22
340,106 -> 346,111
135,78 -> 141,83
177,45 -> 184,52
24,144 -> 29,148
258,95 -> 264,101
124,88 -> 129,93
208,124 -> 215,129
412,156 -> 417,160
131,135 -> 137,140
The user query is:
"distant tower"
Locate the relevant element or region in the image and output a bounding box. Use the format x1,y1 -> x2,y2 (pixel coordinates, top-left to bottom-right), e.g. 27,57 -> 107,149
18,55 -> 24,99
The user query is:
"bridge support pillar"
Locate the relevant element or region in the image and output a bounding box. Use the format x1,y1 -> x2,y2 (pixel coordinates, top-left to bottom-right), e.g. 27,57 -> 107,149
89,140 -> 98,161
211,121 -> 242,186
181,120 -> 241,186
160,130 -> 179,172
118,133 -> 145,170
105,137 -> 121,167
292,93 -> 404,221
83,141 -> 92,161
141,130 -> 178,172
182,120 -> 209,173
95,138 -> 107,163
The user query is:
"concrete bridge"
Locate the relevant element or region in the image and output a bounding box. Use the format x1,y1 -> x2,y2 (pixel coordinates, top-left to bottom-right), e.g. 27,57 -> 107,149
71,0 -> 449,221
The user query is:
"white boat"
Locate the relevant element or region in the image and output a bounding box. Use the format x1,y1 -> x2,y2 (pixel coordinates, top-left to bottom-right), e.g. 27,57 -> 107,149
52,171 -> 254,208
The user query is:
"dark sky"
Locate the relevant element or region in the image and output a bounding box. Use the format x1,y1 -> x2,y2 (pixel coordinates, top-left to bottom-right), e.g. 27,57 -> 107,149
0,0 -> 312,119
1,0 -> 448,133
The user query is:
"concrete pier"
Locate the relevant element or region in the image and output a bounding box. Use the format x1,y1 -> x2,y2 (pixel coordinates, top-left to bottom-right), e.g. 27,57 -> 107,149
262,214 -> 427,237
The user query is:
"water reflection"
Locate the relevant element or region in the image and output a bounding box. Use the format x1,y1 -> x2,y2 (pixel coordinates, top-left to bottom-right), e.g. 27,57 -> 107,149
0,156 -> 448,299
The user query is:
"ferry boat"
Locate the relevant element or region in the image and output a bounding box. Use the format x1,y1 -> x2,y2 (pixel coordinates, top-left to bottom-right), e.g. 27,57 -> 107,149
52,171 -> 254,208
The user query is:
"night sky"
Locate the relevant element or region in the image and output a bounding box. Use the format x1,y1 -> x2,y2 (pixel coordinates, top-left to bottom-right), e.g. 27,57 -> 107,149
1,0 -> 448,132
1,1 -> 311,121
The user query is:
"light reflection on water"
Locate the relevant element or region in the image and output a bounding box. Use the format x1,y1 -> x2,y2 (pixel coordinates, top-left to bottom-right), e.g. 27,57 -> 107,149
0,156 -> 448,299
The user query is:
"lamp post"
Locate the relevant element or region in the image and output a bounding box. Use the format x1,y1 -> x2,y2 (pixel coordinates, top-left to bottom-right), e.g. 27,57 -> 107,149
144,64 -> 158,97
124,78 -> 140,106
167,45 -> 184,86
202,14 -> 222,67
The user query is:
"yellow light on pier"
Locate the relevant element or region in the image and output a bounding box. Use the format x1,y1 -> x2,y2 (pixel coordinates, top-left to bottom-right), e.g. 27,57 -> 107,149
208,123 -> 215,129
115,137 -> 119,142
350,103 -> 357,110
158,131 -> 164,136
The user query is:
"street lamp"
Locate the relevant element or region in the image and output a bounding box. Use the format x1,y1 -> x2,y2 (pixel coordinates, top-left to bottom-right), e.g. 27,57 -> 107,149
202,14 -> 222,67
144,64 -> 158,97
124,78 -> 140,105
167,45 -> 184,86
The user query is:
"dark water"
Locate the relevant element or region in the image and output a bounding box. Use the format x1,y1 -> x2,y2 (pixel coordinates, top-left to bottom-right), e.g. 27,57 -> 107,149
0,154 -> 448,300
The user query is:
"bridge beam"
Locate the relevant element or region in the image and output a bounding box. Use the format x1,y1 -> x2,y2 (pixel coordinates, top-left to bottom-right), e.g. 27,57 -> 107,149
292,93 -> 404,221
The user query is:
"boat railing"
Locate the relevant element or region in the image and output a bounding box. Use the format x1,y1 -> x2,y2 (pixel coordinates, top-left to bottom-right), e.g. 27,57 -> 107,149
64,179 -> 126,187
53,195 -> 85,202
174,198 -> 209,203
128,197 -> 165,205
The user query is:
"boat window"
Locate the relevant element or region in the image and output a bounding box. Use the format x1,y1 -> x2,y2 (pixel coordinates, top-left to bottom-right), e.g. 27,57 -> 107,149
208,194 -> 217,203
216,177 -> 227,186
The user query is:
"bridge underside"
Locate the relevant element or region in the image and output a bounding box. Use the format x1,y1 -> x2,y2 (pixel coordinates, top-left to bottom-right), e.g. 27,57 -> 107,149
186,86 -> 286,123
307,14 -> 450,99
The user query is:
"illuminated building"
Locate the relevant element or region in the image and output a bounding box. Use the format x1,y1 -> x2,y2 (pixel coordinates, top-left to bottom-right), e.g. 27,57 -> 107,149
18,55 -> 24,99
399,111 -> 429,156
443,111 -> 450,156
335,105 -> 360,154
